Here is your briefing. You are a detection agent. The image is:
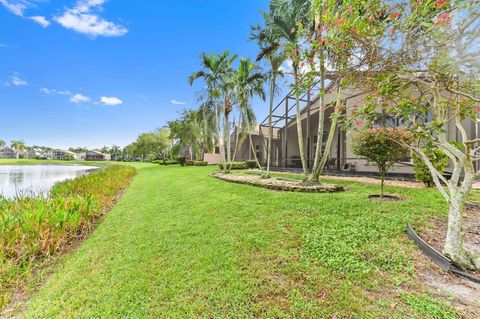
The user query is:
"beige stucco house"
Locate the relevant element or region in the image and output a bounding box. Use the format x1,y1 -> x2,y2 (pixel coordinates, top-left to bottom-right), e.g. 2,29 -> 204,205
232,84 -> 479,177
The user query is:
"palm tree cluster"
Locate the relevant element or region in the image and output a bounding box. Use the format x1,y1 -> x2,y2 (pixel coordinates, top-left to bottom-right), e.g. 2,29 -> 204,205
182,52 -> 266,172
171,0 -> 377,179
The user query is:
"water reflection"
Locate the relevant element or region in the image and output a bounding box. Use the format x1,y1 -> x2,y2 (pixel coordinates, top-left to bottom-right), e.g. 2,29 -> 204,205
0,165 -> 98,199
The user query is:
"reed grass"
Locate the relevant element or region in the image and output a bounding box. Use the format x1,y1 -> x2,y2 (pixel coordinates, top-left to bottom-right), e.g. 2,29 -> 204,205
0,165 -> 136,309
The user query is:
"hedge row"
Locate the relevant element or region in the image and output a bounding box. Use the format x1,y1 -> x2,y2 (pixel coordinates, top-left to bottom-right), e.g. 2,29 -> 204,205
186,160 -> 208,166
218,161 -> 257,170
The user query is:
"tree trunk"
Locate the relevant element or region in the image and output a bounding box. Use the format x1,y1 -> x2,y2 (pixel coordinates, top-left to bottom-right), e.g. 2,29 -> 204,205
225,111 -> 231,169
228,118 -> 241,171
311,86 -> 342,181
215,100 -> 226,173
266,76 -> 276,178
293,66 -> 308,177
249,133 -> 262,170
443,164 -> 480,270
380,174 -> 385,197
309,48 -> 326,182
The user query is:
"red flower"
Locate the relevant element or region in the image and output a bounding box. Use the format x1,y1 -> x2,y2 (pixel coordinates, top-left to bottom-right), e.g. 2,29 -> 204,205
291,27 -> 296,33
319,38 -> 326,46
434,0 -> 448,8
435,13 -> 451,25
390,12 -> 400,20
475,107 -> 480,112
345,6 -> 354,14
334,18 -> 344,26
355,120 -> 364,127
309,57 -> 314,63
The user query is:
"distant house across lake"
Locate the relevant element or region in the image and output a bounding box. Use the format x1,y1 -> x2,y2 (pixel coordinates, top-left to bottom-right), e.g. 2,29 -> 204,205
0,147 -> 16,159
84,150 -> 107,161
52,149 -> 80,160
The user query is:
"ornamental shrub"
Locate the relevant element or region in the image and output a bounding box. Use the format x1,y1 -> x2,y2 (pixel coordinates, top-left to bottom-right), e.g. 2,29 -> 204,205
218,161 -> 248,170
193,161 -> 208,166
246,160 -> 257,169
186,160 -> 194,166
352,128 -> 412,196
177,156 -> 186,166
412,147 -> 448,187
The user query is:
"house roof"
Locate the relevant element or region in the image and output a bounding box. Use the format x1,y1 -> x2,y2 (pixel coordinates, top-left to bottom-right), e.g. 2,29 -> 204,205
54,149 -> 78,156
0,146 -> 15,152
87,150 -> 106,156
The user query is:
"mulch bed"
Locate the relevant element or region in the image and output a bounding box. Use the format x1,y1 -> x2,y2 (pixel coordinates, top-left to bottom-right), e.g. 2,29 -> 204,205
368,194 -> 402,201
211,173 -> 346,193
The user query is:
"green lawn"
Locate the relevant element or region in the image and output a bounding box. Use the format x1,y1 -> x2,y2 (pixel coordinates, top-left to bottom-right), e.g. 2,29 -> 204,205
7,163 -> 460,318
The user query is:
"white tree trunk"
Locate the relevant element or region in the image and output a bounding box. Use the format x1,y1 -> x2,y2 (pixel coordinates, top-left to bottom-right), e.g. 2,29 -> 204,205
266,76 -> 276,177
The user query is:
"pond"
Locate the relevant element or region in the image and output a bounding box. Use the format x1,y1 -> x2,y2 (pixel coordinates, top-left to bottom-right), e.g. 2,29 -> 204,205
0,165 -> 98,199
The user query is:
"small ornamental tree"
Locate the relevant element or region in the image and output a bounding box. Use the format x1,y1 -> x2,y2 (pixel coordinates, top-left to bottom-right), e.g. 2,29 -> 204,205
348,0 -> 480,270
352,128 -> 411,197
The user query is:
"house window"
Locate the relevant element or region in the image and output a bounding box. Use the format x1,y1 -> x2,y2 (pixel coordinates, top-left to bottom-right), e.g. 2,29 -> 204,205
214,146 -> 220,154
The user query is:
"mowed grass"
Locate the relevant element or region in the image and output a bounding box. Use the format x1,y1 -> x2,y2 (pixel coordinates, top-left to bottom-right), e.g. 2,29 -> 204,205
20,164 -> 459,318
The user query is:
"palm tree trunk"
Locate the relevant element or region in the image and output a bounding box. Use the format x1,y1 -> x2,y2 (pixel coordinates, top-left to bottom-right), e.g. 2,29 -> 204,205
215,100 -> 226,172
226,112 -> 231,165
312,86 -> 342,180
266,75 -> 276,178
309,49 -> 326,182
293,66 -> 308,177
229,116 -> 241,171
249,133 -> 262,170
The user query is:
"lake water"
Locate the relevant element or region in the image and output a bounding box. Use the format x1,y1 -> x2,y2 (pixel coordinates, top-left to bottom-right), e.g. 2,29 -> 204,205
0,165 -> 98,199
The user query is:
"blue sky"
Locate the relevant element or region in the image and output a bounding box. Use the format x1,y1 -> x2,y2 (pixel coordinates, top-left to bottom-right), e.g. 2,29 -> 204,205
0,0 -> 281,149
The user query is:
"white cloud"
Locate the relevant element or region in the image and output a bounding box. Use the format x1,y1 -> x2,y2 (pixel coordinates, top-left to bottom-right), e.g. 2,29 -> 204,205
0,0 -> 28,16
55,0 -> 128,38
58,89 -> 72,95
29,15 -> 50,27
171,99 -> 186,105
70,93 -> 90,103
100,96 -> 122,106
5,72 -> 27,86
1,1 -> 53,28
40,87 -> 72,95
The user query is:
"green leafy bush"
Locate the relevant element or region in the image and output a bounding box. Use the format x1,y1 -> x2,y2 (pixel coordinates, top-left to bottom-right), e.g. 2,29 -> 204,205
186,160 -> 194,166
218,161 -> 248,170
353,128 -> 411,196
193,161 -> 208,166
246,160 -> 257,169
413,147 -> 448,187
177,156 -> 186,166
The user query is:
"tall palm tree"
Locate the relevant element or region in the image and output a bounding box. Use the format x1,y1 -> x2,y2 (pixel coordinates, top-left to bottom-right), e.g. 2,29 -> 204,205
268,0 -> 310,177
251,18 -> 287,177
189,51 -> 237,170
233,58 -> 266,170
10,140 -> 26,159
218,65 -> 236,165
0,139 -> 5,148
